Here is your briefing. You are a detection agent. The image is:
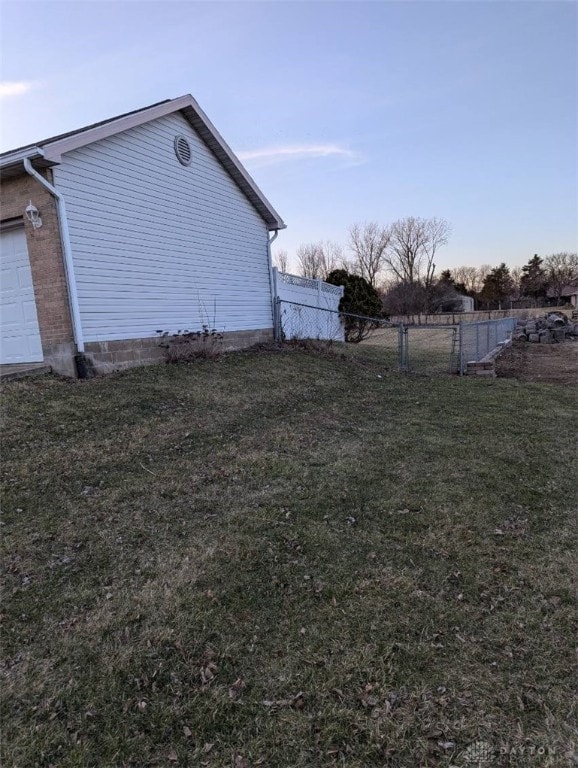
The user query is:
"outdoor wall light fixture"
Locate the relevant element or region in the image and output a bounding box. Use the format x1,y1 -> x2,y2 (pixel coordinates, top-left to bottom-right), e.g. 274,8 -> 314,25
25,200 -> 43,229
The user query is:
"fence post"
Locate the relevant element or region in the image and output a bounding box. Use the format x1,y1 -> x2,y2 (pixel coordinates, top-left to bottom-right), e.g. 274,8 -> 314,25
273,297 -> 281,342
398,323 -> 405,371
316,279 -> 323,339
476,324 -> 479,361
459,322 -> 464,375
450,326 -> 457,374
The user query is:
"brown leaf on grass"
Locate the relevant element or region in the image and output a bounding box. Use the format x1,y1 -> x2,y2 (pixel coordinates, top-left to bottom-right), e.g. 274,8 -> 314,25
500,517 -> 528,536
228,678 -> 246,700
183,725 -> 193,737
359,682 -> 380,708
263,691 -> 304,709
293,693 -> 305,710
168,748 -> 178,762
200,662 -> 218,686
233,755 -> 247,768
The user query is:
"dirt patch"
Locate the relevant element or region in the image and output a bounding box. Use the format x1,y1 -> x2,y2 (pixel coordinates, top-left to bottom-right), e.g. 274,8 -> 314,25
496,339 -> 578,384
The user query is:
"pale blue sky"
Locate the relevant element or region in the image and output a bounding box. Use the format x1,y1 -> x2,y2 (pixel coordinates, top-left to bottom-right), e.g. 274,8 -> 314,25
1,1 -> 576,271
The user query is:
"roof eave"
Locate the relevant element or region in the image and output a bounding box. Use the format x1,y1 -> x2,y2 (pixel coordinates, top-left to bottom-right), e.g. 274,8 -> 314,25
0,147 -> 44,169
0,148 -> 58,180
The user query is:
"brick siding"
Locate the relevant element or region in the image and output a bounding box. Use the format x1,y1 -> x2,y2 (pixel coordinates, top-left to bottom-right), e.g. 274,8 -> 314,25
0,171 -> 73,348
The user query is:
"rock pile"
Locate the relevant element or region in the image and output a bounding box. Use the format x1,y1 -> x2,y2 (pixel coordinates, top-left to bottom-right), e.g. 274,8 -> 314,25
514,312 -> 578,344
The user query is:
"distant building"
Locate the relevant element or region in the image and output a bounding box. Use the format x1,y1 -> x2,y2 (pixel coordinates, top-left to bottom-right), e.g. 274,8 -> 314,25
457,295 -> 475,312
546,285 -> 578,308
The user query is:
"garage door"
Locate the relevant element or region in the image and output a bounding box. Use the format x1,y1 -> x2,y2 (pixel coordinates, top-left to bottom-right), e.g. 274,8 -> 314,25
0,227 -> 43,364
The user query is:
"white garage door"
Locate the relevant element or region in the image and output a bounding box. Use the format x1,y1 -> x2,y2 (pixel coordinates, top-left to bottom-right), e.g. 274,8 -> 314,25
0,227 -> 43,364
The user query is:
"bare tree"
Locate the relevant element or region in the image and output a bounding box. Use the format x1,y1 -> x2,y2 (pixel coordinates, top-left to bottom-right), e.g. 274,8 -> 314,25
476,265 -> 493,294
544,252 -> 578,303
296,243 -> 324,279
296,240 -> 347,280
273,249 -> 288,273
510,266 -> 522,302
451,266 -> 479,293
423,218 -> 451,287
386,217 -> 450,285
320,240 -> 346,276
348,222 -> 391,287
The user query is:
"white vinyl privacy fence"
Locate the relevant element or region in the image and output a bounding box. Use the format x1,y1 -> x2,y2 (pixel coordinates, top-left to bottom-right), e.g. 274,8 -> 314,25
273,269 -> 345,341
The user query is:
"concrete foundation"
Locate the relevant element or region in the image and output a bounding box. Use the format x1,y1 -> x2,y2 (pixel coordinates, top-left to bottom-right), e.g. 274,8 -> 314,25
1,330 -> 273,378
82,328 -> 273,376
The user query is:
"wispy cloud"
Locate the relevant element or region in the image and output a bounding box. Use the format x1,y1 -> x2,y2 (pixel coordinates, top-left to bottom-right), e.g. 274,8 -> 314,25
237,143 -> 362,166
0,81 -> 36,98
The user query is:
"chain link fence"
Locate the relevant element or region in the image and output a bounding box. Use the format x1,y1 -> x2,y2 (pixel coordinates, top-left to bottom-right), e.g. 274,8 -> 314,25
399,325 -> 459,375
458,318 -> 516,375
354,325 -> 403,371
276,300 -> 516,377
277,299 -> 400,370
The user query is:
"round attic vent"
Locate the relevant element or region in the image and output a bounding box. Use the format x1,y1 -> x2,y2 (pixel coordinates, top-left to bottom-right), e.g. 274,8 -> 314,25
174,135 -> 192,166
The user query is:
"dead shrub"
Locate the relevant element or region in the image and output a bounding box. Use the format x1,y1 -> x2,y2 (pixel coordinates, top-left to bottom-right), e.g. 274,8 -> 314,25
156,326 -> 224,363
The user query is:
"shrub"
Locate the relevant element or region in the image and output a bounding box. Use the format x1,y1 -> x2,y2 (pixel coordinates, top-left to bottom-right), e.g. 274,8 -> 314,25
325,269 -> 383,343
156,326 -> 224,363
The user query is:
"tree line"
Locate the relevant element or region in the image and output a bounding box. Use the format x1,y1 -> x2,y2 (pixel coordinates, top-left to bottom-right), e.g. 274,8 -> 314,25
274,219 -> 578,313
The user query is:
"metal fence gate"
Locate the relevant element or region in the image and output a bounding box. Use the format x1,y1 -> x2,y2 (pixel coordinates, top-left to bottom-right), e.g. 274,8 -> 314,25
398,325 -> 459,375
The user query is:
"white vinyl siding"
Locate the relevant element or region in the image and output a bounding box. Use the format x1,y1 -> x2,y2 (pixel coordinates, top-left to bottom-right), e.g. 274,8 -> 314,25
52,113 -> 272,342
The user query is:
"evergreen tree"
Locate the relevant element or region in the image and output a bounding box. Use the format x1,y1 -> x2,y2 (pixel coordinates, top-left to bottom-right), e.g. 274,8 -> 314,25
520,254 -> 548,302
326,269 -> 383,342
480,264 -> 513,309
438,269 -> 455,286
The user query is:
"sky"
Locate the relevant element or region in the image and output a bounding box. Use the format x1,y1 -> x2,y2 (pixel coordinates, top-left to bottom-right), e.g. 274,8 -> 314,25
0,0 -> 576,272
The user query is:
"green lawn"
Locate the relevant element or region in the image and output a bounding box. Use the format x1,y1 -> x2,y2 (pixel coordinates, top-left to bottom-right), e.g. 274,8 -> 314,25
1,348 -> 576,767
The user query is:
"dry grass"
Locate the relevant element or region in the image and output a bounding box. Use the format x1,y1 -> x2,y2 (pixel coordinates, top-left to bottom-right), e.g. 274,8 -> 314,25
1,348 -> 576,767
355,327 -> 456,374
